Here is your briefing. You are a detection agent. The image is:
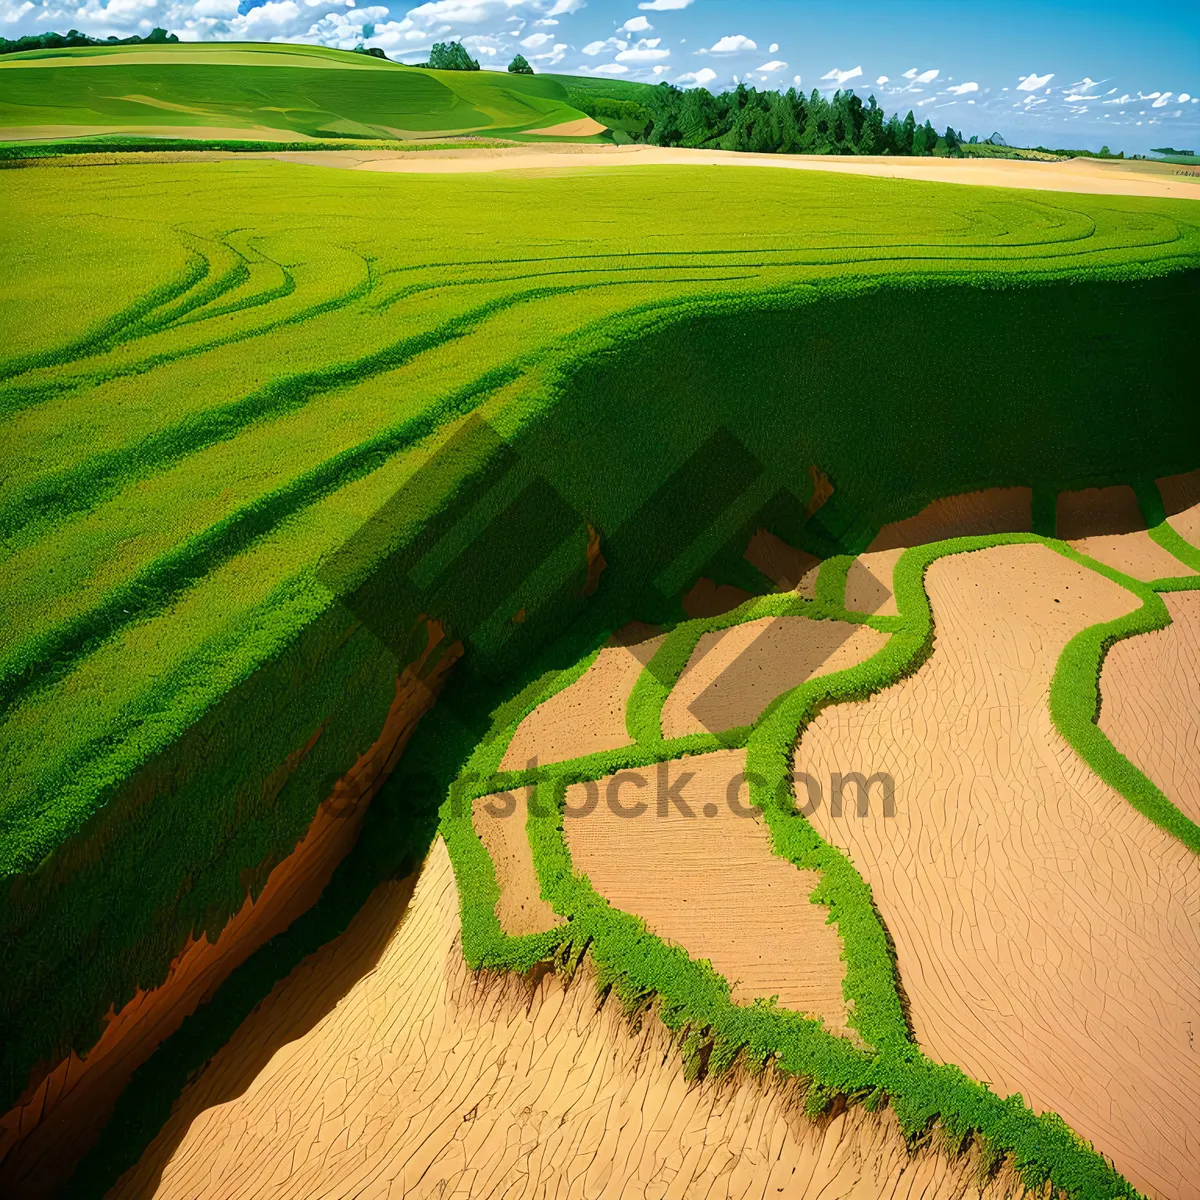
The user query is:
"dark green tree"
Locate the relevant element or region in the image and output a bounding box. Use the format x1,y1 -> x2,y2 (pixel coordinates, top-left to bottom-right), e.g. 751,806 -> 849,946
507,53 -> 533,74
428,41 -> 479,70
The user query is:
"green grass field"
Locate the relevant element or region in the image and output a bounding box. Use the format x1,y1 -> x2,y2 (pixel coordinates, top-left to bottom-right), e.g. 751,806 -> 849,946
0,42 -> 591,140
1,153 -> 1198,1192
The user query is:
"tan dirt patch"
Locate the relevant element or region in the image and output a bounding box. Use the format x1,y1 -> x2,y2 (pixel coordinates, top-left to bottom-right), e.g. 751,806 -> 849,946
472,788 -> 563,936
109,838 -> 1029,1200
1159,466 -> 1200,549
661,616 -> 889,738
796,542 -> 1200,1200
744,527 -> 821,590
499,628 -> 665,770
867,487 -> 1033,551
1069,528 -> 1197,580
844,547 -> 904,615
564,749 -> 853,1034
342,144 -> 1200,198
681,576 -> 755,618
525,116 -> 607,137
1100,590 -> 1200,828
1056,484 -> 1144,539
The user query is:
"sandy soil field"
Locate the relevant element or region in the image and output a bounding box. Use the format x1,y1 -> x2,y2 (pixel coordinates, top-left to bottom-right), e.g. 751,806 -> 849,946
868,488 -> 1033,551
1069,528 -> 1196,580
796,542 -> 1200,1200
330,144 -> 1200,198
843,548 -> 904,615
1056,484 -> 1145,539
110,838 -> 1030,1200
1160,468 -> 1200,547
563,749 -> 852,1033
660,616 -> 888,738
744,528 -> 821,592
500,630 -> 664,770
1101,590 -> 1200,828
527,117 -> 607,138
473,786 -> 564,937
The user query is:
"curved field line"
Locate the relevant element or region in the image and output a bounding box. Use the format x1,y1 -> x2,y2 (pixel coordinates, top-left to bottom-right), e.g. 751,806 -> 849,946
0,248 -> 210,383
0,363 -> 525,718
0,284 -> 585,545
0,251 -> 377,420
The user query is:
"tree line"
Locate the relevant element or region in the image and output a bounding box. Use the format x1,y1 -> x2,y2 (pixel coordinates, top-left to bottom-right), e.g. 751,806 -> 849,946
1,27 -> 178,55
584,82 -> 980,156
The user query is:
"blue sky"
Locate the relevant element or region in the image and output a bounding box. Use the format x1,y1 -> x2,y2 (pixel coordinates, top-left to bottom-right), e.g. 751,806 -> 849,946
3,0 -> 1197,152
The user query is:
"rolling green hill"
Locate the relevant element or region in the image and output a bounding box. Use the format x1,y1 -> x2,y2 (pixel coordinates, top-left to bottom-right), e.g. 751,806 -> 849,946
1,153 -> 1198,1196
0,41 -> 591,141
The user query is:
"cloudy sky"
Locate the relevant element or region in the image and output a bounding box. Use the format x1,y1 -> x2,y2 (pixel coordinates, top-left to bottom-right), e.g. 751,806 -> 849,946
3,0 -> 1197,153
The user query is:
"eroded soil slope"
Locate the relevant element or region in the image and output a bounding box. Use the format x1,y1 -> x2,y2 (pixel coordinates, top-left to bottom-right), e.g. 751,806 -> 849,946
110,840 -> 1028,1200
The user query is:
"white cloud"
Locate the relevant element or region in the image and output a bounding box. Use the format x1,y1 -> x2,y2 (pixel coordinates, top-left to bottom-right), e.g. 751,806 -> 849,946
520,31 -> 551,47
876,75 -> 888,85
768,42 -> 778,53
793,74 -> 802,87
1152,92 -> 1172,107
705,34 -> 756,54
820,65 -> 862,87
616,38 -> 669,63
902,67 -> 919,79
677,67 -> 717,87
533,17 -> 557,25
621,14 -> 651,31
914,68 -> 938,84
546,0 -> 585,14
403,0 -> 520,28
589,61 -> 628,74
1180,93 -> 1192,103
756,59 -> 786,73
944,81 -> 978,95
1016,72 -> 1054,91
532,41 -> 567,64
582,36 -> 626,54
638,0 -> 692,8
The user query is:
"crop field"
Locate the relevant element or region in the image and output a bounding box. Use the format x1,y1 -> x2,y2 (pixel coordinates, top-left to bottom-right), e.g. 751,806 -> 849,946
1,151 -> 1199,1196
0,43 -> 590,141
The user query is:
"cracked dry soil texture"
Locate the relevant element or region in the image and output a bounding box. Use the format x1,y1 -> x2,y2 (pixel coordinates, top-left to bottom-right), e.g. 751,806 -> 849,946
109,839 -> 1031,1200
796,542 -> 1200,1200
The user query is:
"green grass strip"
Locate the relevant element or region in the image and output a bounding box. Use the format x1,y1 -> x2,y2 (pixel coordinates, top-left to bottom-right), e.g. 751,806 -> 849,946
441,527 -> 1200,1198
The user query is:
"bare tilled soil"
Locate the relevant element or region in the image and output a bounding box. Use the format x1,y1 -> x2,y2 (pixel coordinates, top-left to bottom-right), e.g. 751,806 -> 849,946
501,628 -> 664,770
563,749 -> 854,1034
844,548 -> 904,615
660,616 -> 889,738
796,542 -> 1200,1200
1100,590 -> 1200,828
110,839 -> 1031,1200
1160,468 -> 1200,549
868,488 -> 1033,551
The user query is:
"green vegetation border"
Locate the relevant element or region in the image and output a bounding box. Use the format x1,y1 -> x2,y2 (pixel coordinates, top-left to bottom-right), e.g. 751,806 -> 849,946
442,529 -> 1200,1199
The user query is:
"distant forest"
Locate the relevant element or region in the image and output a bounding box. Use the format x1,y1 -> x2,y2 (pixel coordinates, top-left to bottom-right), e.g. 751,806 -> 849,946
572,83 -> 980,156
1,27 -> 178,55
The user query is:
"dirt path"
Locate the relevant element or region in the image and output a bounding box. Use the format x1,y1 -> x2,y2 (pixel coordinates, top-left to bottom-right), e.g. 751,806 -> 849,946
319,144 -> 1200,199
795,542 -> 1200,1200
1101,591 -> 1200,828
110,838 -> 1029,1200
